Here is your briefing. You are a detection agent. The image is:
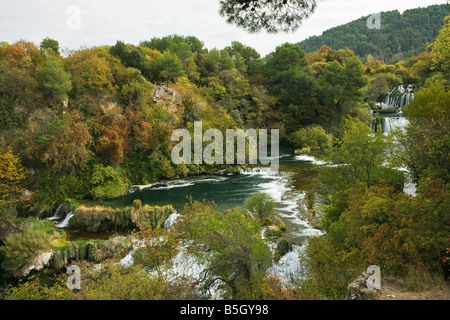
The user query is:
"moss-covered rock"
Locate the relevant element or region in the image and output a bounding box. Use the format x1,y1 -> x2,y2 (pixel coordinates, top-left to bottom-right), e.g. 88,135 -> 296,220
69,204 -> 174,233
49,237 -> 132,270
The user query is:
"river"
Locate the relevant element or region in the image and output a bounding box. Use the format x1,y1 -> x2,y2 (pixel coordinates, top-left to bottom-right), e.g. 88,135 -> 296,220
102,148 -> 325,245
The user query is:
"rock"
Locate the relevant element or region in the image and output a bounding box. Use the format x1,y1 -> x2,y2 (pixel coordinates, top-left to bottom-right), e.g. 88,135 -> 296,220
345,272 -> 380,300
153,84 -> 182,113
16,251 -> 53,278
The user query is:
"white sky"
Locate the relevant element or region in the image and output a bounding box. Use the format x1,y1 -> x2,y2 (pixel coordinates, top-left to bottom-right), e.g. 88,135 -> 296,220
0,0 -> 447,56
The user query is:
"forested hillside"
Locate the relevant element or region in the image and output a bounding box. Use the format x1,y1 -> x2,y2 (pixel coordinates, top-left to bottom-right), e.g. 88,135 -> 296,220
298,4 -> 449,63
0,11 -> 449,302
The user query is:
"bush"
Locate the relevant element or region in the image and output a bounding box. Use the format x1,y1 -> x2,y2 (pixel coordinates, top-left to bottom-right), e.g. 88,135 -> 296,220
0,229 -> 52,277
244,193 -> 275,223
274,238 -> 294,262
289,125 -> 333,152
90,165 -> 129,200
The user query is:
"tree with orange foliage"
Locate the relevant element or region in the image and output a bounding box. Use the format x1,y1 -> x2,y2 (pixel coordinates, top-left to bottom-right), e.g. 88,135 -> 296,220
3,40 -> 37,68
42,112 -> 91,174
94,106 -> 130,166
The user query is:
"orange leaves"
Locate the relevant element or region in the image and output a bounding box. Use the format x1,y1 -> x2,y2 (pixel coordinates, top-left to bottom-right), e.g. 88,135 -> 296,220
125,108 -> 153,147
94,107 -> 130,166
0,147 -> 27,203
43,112 -> 91,173
4,40 -> 37,68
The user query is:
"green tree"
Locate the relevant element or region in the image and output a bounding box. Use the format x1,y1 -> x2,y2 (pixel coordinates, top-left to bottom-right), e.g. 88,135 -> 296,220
174,201 -> 272,299
264,43 -> 317,131
402,84 -> 450,183
219,0 -> 317,33
90,164 -> 129,199
318,57 -> 368,116
430,16 -> 450,81
40,37 -> 60,54
289,125 -> 333,152
0,228 -> 52,277
325,117 -> 388,187
154,51 -> 185,85
244,193 -> 275,223
36,58 -> 72,106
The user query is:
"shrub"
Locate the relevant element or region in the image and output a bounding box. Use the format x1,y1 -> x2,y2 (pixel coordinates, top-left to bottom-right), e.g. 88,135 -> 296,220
289,125 -> 333,152
90,165 -> 129,199
0,229 -> 52,277
244,193 -> 275,223
133,199 -> 142,210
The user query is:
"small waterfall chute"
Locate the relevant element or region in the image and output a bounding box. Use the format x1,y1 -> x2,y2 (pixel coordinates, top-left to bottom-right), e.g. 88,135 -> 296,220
46,204 -> 65,221
55,212 -> 74,229
380,84 -> 416,113
164,211 -> 181,231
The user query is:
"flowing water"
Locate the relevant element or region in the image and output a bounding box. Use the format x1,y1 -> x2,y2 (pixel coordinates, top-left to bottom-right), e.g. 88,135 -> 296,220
104,149 -> 325,245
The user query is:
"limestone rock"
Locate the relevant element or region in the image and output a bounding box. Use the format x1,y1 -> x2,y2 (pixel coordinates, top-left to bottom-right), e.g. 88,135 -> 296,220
345,272 -> 380,300
16,251 -> 53,278
153,84 -> 182,113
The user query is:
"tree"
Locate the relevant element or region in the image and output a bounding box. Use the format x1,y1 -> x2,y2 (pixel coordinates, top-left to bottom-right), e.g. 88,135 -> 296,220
325,117 -> 388,186
110,41 -> 152,79
401,84 -> 450,183
36,58 -> 72,106
94,106 -> 130,166
0,228 -> 52,277
430,16 -> 450,80
244,193 -> 275,223
289,125 -> 333,151
90,164 -> 128,199
0,148 -> 27,204
132,224 -> 181,276
173,201 -> 272,299
42,112 -> 91,174
264,43 -> 317,131
318,57 -> 368,116
40,37 -> 60,54
66,49 -> 115,97
219,0 -> 317,33
154,51 -> 185,85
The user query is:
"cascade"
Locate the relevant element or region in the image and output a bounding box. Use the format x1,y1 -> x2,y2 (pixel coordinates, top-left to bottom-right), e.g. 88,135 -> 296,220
164,211 -> 181,230
373,84 -> 416,134
380,84 -> 415,112
46,204 -> 65,221
55,212 -> 74,229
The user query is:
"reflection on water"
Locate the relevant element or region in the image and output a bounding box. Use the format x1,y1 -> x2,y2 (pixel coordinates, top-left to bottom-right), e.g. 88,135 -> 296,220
104,150 -> 325,244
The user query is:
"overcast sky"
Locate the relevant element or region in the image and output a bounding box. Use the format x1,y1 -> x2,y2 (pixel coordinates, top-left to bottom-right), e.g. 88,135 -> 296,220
0,0 -> 446,56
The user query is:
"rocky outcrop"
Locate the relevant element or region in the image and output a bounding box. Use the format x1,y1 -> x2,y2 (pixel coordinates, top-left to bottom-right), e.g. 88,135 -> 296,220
15,251 -> 53,278
50,237 -> 132,270
345,272 -> 380,300
70,204 -> 174,233
153,84 -> 182,113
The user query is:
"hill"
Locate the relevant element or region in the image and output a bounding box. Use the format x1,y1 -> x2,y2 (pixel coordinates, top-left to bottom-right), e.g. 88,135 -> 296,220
298,4 -> 449,63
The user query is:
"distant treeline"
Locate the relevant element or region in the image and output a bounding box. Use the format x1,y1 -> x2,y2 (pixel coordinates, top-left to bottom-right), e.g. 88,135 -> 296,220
298,4 -> 449,63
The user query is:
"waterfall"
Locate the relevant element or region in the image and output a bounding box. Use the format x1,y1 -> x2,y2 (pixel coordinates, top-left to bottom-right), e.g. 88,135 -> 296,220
164,211 -> 181,231
382,117 -> 409,133
373,85 -> 415,134
380,84 -> 415,112
55,212 -> 74,229
117,239 -> 146,268
46,204 -> 65,221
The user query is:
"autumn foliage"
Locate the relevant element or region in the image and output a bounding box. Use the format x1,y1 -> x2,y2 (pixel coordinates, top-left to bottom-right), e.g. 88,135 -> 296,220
0,148 -> 27,204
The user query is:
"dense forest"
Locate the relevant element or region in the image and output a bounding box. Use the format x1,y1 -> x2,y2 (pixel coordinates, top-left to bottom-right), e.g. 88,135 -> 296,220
298,4 -> 449,63
0,8 -> 448,301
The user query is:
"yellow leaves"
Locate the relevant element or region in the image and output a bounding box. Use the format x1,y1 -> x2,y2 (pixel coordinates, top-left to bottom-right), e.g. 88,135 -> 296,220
0,147 -> 27,204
